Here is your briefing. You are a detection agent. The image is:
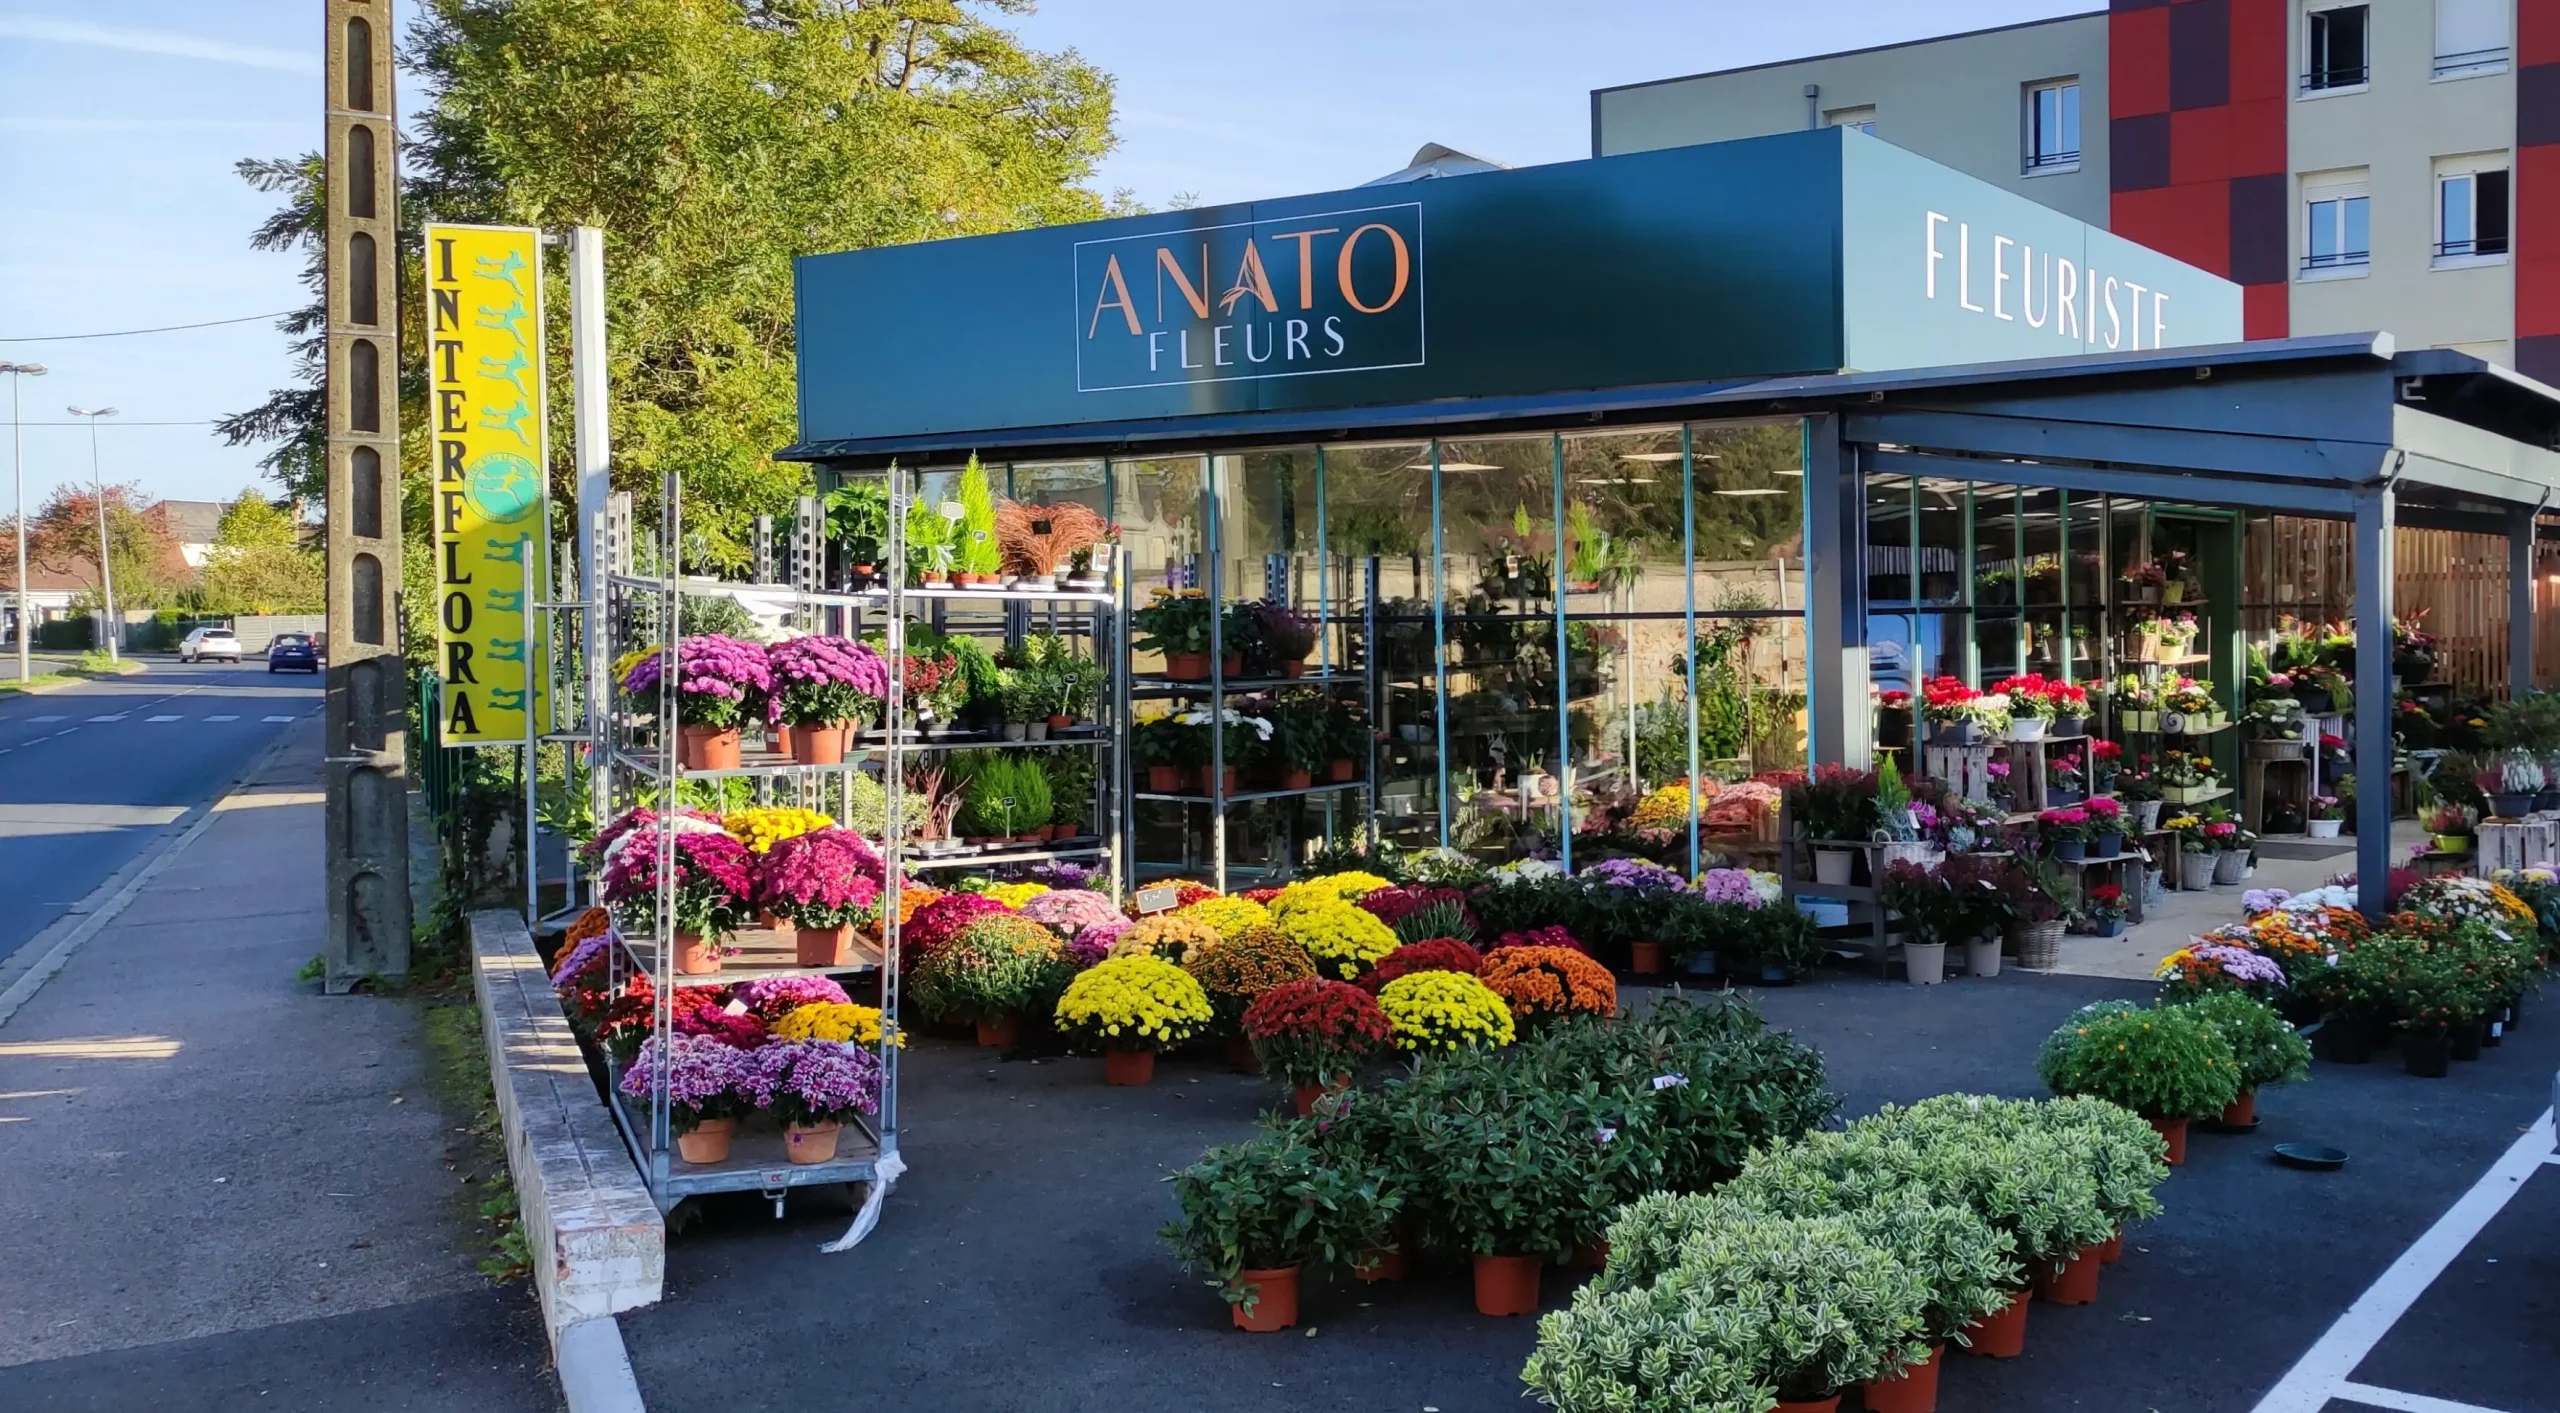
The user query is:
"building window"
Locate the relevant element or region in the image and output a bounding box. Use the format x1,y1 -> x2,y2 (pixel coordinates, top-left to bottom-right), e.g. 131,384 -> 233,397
1824,105 -> 1876,133
2438,163 -> 2511,261
2303,177 -> 2370,276
2435,0 -> 2511,77
2304,5 -> 2370,92
2025,80 -> 2081,173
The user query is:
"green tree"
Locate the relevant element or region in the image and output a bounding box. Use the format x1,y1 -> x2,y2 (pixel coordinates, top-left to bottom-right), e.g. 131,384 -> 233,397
202,489 -> 325,615
0,485 -> 178,610
221,0 -> 1125,572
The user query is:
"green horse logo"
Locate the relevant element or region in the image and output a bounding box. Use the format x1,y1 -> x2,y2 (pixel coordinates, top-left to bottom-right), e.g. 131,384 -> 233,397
464,450 -> 541,524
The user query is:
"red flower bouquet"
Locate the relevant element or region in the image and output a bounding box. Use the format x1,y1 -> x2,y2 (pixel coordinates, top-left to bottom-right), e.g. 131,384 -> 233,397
1241,977 -> 1394,1087
901,891 -> 1011,962
1358,937 -> 1485,993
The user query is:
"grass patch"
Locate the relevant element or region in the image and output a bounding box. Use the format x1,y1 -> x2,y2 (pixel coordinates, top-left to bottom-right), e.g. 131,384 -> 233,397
420,994 -> 531,1285
0,655 -> 145,696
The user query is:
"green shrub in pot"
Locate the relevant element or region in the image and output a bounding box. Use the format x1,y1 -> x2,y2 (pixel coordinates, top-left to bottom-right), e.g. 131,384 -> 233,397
1159,1122 -> 1372,1311
2170,989 -> 2313,1092
2038,1003 -> 2243,1122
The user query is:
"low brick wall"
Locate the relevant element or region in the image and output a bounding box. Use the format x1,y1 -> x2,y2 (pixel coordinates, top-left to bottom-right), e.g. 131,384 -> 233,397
469,909 -> 663,1343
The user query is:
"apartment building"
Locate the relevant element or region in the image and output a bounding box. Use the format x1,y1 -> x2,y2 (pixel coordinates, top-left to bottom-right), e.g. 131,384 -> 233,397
1595,1 -> 2537,374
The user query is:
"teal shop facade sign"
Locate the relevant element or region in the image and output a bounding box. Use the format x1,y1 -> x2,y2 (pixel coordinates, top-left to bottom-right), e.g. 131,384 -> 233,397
792,128 -> 2241,451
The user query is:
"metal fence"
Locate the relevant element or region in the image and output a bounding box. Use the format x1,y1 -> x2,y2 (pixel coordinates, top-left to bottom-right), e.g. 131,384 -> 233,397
415,669 -> 462,823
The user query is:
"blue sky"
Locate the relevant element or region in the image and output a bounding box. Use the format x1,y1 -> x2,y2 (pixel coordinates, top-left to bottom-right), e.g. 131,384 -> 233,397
0,0 -> 2083,509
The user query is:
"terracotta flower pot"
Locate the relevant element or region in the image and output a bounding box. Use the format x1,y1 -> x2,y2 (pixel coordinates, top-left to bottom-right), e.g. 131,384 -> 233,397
2033,1245 -> 2102,1305
1165,652 -> 1208,680
976,1014 -> 1019,1048
1046,714 -> 1074,730
784,1121 -> 842,1165
1223,1035 -> 1262,1074
1280,768 -> 1313,790
1281,658 -> 1306,678
2098,1229 -> 2124,1264
1146,765 -> 1184,793
1197,765 -> 1240,795
1221,654 -> 1244,678
1773,1398 -> 1840,1413
2221,1089 -> 2257,1127
1232,1265 -> 1300,1332
679,725 -> 742,772
674,1117 -> 734,1165
1861,1344 -> 1942,1413
1352,1246 -> 1409,1283
758,910 -> 786,932
1103,1047 -> 1156,1086
769,723 -> 796,756
1327,759 -> 1356,782
795,923 -> 854,967
1574,1240 -> 1611,1270
1959,1289 -> 2029,1358
674,932 -> 721,976
1292,1074 -> 1350,1116
2147,1115 -> 2190,1166
1472,1253 -> 1542,1317
791,722 -> 848,765
1628,941 -> 1663,976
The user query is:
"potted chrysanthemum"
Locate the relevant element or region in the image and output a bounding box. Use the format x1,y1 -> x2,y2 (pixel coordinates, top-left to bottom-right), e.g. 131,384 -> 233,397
1375,970 -> 1516,1053
1242,976 -> 1394,1113
758,827 -> 887,967
1053,953 -> 1215,1086
622,633 -> 773,771
1183,924 -> 1318,1071
764,634 -> 887,764
616,1033 -> 762,1165
598,820 -> 755,975
755,1039 -> 883,1164
1479,944 -> 1617,1025
908,912 -> 1064,1047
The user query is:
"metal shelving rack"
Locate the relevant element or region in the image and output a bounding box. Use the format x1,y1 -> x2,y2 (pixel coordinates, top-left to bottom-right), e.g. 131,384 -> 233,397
596,465 -> 1124,1212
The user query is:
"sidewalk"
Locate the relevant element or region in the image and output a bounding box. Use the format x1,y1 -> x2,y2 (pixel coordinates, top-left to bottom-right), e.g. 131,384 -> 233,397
0,718 -> 560,1411
2046,824 -> 2415,980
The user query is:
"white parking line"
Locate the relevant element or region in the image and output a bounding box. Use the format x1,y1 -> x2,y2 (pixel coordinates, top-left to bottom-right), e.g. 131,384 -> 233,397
2249,1107 -> 2555,1413
2332,1382 -> 2515,1413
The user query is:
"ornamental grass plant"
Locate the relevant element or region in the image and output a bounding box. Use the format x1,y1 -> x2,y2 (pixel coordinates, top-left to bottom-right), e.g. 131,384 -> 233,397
1053,954 -> 1215,1053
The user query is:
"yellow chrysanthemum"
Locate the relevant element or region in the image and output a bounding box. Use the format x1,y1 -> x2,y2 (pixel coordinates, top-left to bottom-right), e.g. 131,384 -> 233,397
1180,894 -> 1276,940
1278,897 -> 1399,980
771,1002 -> 904,1047
1375,970 -> 1515,1051
723,806 -> 836,854
1110,913 -> 1224,965
1053,954 -> 1214,1047
981,881 -> 1052,909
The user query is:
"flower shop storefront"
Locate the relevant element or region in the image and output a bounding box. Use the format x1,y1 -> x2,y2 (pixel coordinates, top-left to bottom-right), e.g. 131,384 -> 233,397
782,125 -> 2560,914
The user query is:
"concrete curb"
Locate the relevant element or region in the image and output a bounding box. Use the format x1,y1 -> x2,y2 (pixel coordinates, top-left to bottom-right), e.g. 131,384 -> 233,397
0,712 -> 299,1030
0,656 -> 150,696
468,907 -> 662,1400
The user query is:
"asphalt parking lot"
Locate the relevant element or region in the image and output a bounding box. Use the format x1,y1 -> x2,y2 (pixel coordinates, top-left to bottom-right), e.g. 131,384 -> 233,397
618,968 -> 2560,1413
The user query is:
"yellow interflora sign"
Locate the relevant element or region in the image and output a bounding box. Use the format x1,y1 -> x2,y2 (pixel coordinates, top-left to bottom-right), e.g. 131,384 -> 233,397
425,223 -> 549,745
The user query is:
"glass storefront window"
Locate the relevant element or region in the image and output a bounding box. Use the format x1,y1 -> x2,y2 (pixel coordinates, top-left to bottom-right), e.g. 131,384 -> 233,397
1324,442 -> 1437,850
1441,435 -> 1563,857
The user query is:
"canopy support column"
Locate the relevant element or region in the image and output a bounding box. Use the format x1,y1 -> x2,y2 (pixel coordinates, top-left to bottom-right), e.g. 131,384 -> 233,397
2354,484 -> 2396,922
2511,507 -> 2538,696
1806,415 -> 1870,767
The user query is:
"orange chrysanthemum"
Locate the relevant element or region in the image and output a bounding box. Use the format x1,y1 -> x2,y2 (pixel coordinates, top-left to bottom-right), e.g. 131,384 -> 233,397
1480,945 -> 1617,1023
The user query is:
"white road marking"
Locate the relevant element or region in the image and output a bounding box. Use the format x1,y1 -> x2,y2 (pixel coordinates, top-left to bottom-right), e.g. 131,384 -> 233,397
2333,1382 -> 2518,1413
84,714 -> 125,723
261,715 -> 294,723
27,715 -> 65,723
145,715 -> 180,723
204,715 -> 238,722
2249,1107 -> 2555,1413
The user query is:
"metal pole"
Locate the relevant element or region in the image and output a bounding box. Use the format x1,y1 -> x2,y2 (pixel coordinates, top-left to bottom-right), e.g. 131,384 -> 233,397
68,408 -> 118,661
1682,425 -> 1700,870
3,363 -> 41,681
2510,505 -> 2539,695
522,535 -> 538,928
2352,483 -> 2396,923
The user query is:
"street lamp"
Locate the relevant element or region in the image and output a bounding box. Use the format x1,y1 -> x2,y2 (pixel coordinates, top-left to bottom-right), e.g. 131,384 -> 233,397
66,405 -> 118,663
0,360 -> 43,683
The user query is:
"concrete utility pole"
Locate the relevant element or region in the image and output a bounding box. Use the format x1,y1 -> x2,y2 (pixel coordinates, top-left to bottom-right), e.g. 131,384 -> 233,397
1,360 -> 42,680
322,0 -> 412,988
65,406 -> 119,661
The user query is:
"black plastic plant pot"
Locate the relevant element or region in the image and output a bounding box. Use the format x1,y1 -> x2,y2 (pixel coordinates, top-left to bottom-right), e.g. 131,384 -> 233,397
2450,1024 -> 2484,1062
1758,965 -> 1795,987
2273,1143 -> 2348,1171
2491,793 -> 2539,819
2402,1031 -> 2452,1078
2311,1018 -> 2375,1065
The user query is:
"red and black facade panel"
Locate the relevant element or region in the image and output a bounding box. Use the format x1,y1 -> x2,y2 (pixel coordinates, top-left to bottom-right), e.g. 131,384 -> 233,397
2519,1 -> 2560,379
2111,0 -> 2288,339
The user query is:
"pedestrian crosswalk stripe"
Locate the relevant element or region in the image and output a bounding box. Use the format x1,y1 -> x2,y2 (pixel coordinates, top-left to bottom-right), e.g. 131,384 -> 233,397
146,714 -> 181,722
28,715 -> 65,723
262,715 -> 294,723
205,714 -> 239,722
86,714 -> 126,723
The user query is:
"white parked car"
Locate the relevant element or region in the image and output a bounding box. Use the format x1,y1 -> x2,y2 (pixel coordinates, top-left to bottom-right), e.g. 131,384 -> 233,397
180,627 -> 242,663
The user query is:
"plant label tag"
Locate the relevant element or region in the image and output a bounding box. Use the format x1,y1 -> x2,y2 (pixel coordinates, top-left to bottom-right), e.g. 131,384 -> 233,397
724,1000 -> 751,1016
1135,883 -> 1180,915
761,1170 -> 791,1187
1652,1073 -> 1687,1090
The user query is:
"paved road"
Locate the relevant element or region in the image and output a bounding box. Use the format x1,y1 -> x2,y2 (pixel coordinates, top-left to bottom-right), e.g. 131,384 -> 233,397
0,658 -> 320,964
0,651 -> 82,683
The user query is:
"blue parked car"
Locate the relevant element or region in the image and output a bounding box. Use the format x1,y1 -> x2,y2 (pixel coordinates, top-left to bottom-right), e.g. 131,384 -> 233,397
266,632 -> 320,673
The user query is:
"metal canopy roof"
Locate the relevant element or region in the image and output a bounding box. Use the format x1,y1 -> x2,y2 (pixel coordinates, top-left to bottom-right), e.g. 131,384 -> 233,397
779,332 -> 2560,522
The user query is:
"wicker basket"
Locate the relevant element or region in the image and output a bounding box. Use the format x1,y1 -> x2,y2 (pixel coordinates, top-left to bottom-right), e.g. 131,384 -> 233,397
2010,919 -> 2065,971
